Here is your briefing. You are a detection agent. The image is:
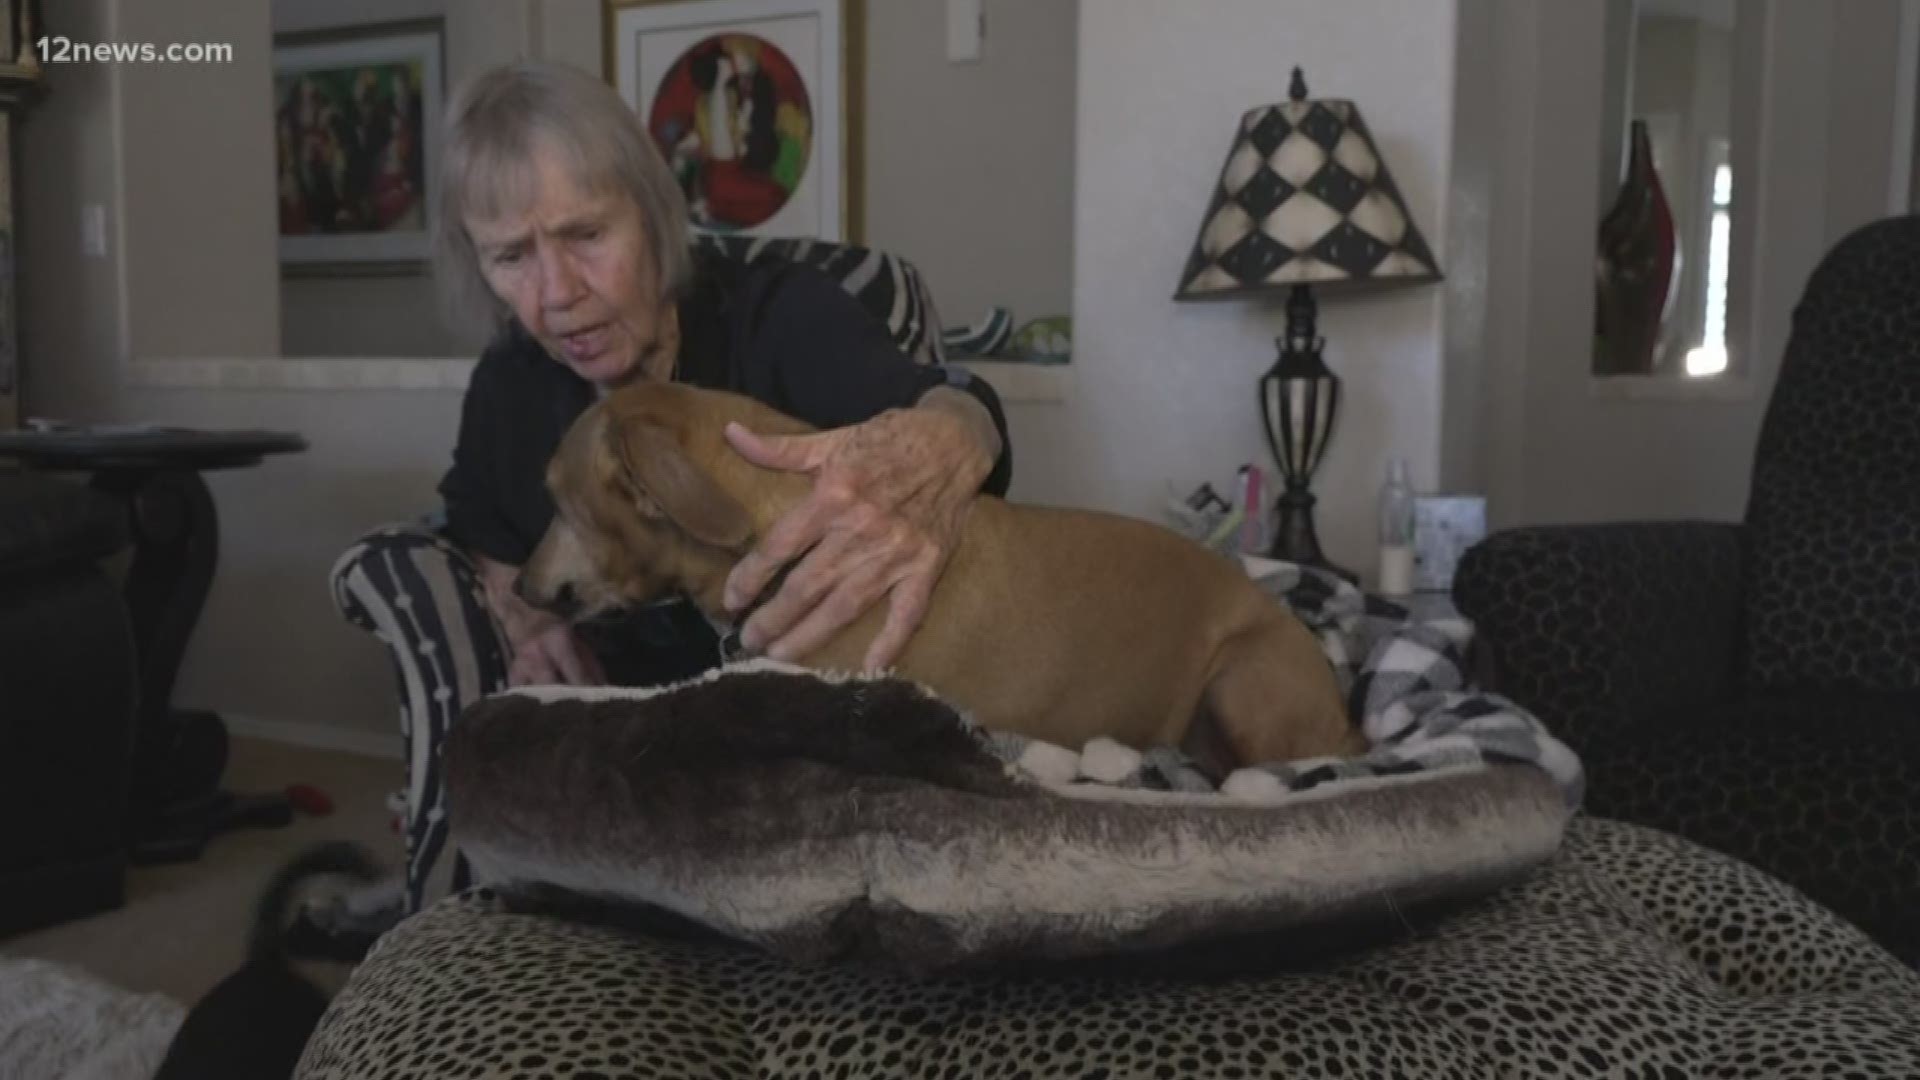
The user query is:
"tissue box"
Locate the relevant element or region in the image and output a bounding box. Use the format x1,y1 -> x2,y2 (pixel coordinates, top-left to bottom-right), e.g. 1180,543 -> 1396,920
1412,496 -> 1487,592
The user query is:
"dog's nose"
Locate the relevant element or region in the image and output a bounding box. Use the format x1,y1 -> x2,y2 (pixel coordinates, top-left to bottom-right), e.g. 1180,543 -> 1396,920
513,574 -> 581,619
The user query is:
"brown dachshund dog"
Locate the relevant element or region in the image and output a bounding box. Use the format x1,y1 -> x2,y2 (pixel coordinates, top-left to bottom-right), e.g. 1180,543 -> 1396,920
517,382 -> 1363,770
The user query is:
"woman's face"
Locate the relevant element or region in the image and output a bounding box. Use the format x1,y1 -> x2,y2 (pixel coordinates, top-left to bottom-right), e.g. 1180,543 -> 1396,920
466,143 -> 666,388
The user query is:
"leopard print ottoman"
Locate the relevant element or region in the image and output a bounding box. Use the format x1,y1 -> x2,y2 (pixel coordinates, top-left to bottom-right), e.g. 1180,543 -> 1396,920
297,818 -> 1920,1079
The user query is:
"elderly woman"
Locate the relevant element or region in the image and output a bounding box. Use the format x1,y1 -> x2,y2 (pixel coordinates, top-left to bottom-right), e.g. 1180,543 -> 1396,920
436,59 -> 1011,697
307,59 -> 1013,928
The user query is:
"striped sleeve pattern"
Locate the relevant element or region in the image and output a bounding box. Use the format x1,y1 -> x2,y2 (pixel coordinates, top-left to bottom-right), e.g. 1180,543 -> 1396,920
330,522 -> 509,910
696,235 -> 948,366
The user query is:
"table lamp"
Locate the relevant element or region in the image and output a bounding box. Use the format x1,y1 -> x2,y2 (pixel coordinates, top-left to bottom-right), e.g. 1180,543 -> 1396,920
1173,68 -> 1440,581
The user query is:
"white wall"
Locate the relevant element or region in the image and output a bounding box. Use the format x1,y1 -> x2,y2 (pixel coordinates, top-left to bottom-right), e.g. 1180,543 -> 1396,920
863,0 -> 1077,331
1029,0 -> 1455,579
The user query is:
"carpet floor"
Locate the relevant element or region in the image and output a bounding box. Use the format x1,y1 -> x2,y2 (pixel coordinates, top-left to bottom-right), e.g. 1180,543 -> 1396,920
1,737 -> 399,1007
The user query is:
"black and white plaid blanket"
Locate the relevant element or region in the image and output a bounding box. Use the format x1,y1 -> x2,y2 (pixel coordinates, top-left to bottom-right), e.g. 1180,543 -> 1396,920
983,559 -> 1586,809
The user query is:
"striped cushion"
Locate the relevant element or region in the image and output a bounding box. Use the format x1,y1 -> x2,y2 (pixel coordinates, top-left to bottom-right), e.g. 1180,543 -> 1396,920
694,236 -> 947,366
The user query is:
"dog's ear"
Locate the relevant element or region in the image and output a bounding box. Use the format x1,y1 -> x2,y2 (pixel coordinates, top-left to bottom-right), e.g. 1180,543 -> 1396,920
608,419 -> 754,551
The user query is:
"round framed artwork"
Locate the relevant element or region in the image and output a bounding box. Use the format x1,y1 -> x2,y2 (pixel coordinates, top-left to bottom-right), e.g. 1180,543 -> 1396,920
609,0 -> 856,241
647,33 -> 813,232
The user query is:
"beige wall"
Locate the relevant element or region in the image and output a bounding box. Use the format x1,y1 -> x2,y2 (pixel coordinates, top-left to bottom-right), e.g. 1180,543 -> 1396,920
1596,0 -> 1636,218
19,0 -> 119,421
270,0 -> 1077,358
117,385 -> 461,753
1438,0 -> 1495,493
117,0 -> 278,359
862,0 -> 1077,331
1826,0 -> 1908,241
281,273 -> 487,359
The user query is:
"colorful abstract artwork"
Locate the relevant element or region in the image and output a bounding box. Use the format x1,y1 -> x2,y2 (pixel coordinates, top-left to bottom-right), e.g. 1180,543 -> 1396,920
609,0 -> 857,241
273,21 -> 443,269
648,33 -> 813,231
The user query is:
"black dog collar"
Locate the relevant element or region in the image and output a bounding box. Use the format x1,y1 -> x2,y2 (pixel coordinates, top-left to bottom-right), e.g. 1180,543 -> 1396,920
714,559 -> 797,664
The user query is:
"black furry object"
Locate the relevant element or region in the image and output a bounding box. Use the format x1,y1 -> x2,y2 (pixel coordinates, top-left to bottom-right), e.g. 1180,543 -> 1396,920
152,842 -> 385,1080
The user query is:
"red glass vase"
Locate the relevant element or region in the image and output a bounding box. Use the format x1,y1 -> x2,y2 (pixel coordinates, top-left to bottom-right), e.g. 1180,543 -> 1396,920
1594,120 -> 1677,376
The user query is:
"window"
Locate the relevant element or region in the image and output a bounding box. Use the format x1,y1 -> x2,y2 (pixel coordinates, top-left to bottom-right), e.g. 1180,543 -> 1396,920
1686,141 -> 1732,377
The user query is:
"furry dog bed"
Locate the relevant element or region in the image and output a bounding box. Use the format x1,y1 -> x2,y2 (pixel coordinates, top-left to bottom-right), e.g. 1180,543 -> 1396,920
443,566 -> 1584,973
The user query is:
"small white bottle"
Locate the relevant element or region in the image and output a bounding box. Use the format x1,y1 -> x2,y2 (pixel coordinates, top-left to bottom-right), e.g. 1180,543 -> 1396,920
1377,458 -> 1415,596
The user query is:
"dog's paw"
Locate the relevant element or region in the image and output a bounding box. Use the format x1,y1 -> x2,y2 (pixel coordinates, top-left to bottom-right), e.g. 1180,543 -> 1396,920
1014,740 -> 1081,785
1220,767 -> 1289,803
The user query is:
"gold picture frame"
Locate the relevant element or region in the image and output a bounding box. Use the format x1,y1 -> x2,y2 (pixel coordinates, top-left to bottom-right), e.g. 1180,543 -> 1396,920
603,0 -> 863,243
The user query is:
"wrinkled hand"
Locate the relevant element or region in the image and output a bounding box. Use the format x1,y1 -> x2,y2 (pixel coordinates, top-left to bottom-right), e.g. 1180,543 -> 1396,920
507,621 -> 606,687
476,553 -> 607,687
721,405 -> 992,672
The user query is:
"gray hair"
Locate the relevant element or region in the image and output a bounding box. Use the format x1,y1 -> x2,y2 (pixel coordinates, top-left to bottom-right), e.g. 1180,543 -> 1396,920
433,59 -> 693,330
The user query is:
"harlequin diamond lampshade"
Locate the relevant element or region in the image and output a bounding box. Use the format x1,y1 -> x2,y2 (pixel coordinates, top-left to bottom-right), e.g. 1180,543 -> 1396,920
1174,69 -> 1440,583
1175,76 -> 1439,297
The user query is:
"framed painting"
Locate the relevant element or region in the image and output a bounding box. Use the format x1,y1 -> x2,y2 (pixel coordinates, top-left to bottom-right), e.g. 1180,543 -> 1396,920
605,0 -> 863,241
272,19 -> 444,273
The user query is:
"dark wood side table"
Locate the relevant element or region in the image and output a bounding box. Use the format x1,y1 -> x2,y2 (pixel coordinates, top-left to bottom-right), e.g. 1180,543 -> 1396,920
0,425 -> 308,863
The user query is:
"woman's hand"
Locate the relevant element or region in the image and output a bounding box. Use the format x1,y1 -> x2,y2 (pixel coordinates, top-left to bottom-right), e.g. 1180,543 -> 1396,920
476,554 -> 607,687
721,393 -> 997,672
507,621 -> 607,687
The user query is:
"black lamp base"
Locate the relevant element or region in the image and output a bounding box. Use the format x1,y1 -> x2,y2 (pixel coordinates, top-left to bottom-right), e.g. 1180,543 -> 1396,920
1267,488 -> 1358,585
1256,283 -> 1358,587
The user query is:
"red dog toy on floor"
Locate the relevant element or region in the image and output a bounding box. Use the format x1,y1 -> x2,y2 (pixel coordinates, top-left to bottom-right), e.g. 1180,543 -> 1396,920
286,784 -> 333,816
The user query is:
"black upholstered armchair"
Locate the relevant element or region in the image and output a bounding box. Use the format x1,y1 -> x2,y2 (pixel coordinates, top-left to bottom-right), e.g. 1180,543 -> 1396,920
0,474 -> 139,933
1455,214 -> 1920,966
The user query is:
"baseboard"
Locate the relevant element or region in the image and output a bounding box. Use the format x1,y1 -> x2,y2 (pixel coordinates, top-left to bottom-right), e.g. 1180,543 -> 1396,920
223,714 -> 402,761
